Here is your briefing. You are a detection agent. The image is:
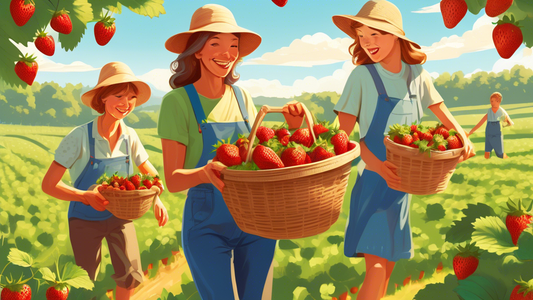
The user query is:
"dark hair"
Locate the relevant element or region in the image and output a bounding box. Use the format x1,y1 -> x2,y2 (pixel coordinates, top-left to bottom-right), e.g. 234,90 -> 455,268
169,32 -> 243,89
91,82 -> 139,114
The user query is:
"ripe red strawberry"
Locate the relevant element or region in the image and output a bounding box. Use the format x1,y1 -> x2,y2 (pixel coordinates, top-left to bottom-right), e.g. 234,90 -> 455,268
393,135 -> 401,144
1,284 -> 32,300
434,127 -> 450,139
272,0 -> 288,7
446,130 -> 463,149
410,124 -> 418,133
331,130 -> 349,155
438,144 -> 447,151
94,14 -> 116,46
124,180 -> 136,191
35,30 -> 55,56
153,180 -> 164,194
493,20 -> 523,59
281,143 -> 306,167
275,127 -> 291,139
10,0 -> 35,27
505,198 -> 533,246
420,131 -> 433,142
401,134 -> 413,146
313,123 -> 329,137
485,0 -> 513,17
453,243 -> 480,280
257,126 -> 275,144
51,10 -> 73,35
46,285 -> 69,300
142,179 -> 153,189
311,145 -> 335,162
130,174 -> 141,188
279,135 -> 290,146
252,145 -> 284,169
235,136 -> 249,148
239,143 -> 249,162
289,128 -> 313,148
139,186 -> 147,190
412,132 -> 420,142
216,143 -> 242,167
15,53 -> 38,85
119,185 -> 126,190
510,278 -> 533,300
304,153 -> 312,164
347,141 -> 357,151
440,0 -> 467,29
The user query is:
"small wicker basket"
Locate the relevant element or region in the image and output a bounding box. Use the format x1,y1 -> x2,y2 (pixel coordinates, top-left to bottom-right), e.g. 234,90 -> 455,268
384,137 -> 464,195
100,189 -> 157,220
220,104 -> 360,240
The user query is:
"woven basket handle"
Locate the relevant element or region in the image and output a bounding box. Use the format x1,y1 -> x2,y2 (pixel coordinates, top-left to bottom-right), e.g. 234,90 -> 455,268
244,104 -> 316,163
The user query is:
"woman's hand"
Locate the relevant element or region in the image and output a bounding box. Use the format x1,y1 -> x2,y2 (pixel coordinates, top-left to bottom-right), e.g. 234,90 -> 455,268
82,189 -> 108,211
282,101 -> 305,130
459,134 -> 475,163
379,161 -> 402,191
202,161 -> 228,192
153,196 -> 168,227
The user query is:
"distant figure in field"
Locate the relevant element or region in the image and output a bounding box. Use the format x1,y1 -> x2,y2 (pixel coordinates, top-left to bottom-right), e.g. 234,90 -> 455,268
468,92 -> 514,159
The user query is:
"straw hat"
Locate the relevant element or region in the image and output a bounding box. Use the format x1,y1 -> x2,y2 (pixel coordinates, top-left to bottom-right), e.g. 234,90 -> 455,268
81,62 -> 151,108
332,0 -> 421,49
165,4 -> 261,57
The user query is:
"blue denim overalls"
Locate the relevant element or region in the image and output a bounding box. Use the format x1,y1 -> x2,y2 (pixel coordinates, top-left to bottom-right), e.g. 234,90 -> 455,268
181,84 -> 277,300
485,119 -> 504,158
344,64 -> 420,262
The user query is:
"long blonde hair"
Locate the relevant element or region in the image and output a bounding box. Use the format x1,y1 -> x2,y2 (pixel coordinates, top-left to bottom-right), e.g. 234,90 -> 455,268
169,32 -> 242,89
348,22 -> 426,66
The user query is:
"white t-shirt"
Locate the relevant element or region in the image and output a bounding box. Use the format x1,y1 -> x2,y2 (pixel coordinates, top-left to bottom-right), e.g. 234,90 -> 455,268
54,118 -> 149,185
334,62 -> 444,139
487,107 -> 509,122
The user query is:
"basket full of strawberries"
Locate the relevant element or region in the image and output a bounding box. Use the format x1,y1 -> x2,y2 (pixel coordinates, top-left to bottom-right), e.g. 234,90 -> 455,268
384,122 -> 465,195
95,173 -> 163,220
217,104 -> 360,240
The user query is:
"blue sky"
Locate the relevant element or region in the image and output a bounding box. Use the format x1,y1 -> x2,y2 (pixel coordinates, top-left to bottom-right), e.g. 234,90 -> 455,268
20,0 -> 532,100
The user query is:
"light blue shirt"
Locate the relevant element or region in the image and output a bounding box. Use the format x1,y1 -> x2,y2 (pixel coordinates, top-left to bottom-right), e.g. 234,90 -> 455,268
487,107 -> 508,122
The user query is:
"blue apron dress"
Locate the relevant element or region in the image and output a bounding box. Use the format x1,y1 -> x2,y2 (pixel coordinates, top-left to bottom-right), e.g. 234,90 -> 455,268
69,121 -> 132,220
181,84 -> 277,300
344,64 -> 420,262
485,121 -> 504,158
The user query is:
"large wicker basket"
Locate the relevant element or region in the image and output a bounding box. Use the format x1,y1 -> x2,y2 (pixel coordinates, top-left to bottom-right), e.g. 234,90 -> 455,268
220,104 -> 360,240
384,137 -> 464,195
100,189 -> 157,220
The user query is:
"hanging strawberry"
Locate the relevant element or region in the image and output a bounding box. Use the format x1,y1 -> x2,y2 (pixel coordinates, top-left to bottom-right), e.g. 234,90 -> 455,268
95,12 -> 116,46
35,30 -> 55,56
493,16 -> 523,59
15,53 -> 38,85
272,0 -> 288,7
10,0 -> 35,26
440,0 -> 468,29
51,9 -> 73,34
485,0 -> 513,17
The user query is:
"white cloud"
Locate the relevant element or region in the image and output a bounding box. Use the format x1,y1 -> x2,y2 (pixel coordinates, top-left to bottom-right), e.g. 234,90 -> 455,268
12,39 -> 99,72
465,68 -> 483,78
420,15 -> 498,61
243,32 -> 353,67
137,68 -> 173,94
491,47 -> 533,73
412,3 -> 440,13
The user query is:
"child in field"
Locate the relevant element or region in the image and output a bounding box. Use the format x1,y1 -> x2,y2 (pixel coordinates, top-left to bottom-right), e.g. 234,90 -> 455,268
331,1 -> 475,299
468,92 -> 513,159
42,61 -> 168,300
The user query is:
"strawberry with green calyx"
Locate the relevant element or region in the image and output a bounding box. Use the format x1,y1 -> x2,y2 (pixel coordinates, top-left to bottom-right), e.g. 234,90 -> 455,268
281,142 -> 306,167
493,15 -> 523,59
35,29 -> 55,56
50,9 -> 73,35
95,12 -> 116,46
252,145 -> 284,169
142,173 -> 154,189
510,278 -> 533,300
289,128 -> 313,148
330,129 -> 349,155
273,123 -> 290,139
10,0 -> 35,27
15,53 -> 38,85
152,176 -> 164,194
1,282 -> 32,300
124,180 -> 136,191
387,124 -> 404,143
235,134 -> 249,148
0,248 -> 39,300
130,174 -> 141,189
279,135 -> 290,146
434,124 -> 450,139
310,140 -> 335,162
453,243 -> 480,280
256,126 -> 275,144
39,255 -> 94,300
504,198 -> 533,246
432,134 -> 448,151
413,139 -> 431,155
446,129 -> 463,149
213,139 -> 242,167
312,119 -> 330,137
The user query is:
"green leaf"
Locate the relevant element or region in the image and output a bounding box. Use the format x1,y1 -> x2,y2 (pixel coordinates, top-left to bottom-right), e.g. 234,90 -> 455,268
117,0 -> 165,18
426,203 -> 446,221
471,216 -> 518,255
279,240 -> 299,250
515,0 -> 533,14
7,248 -> 33,268
327,235 -> 344,246
414,275 -> 461,300
39,267 -> 57,282
514,228 -> 533,260
453,275 -> 507,300
446,203 -> 496,244
61,262 -> 94,290
519,18 -> 533,48
58,0 -> 93,51
159,288 -> 169,300
464,0 -> 487,15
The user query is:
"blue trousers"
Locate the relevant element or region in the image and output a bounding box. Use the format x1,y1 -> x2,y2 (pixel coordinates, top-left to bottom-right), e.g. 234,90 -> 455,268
485,121 -> 504,158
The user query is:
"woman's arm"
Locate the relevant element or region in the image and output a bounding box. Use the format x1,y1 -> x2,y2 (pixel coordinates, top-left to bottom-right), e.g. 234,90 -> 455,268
469,114 -> 488,135
161,139 -> 226,193
41,161 -> 108,210
429,102 -> 475,161
338,112 -> 357,135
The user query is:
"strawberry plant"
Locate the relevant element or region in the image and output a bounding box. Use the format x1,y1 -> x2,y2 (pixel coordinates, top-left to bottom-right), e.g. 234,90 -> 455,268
39,255 -> 94,300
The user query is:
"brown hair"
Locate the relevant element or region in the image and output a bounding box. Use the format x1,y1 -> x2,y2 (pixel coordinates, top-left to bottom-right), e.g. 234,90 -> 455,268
91,82 -> 139,114
490,92 -> 503,102
169,32 -> 242,89
348,22 -> 427,66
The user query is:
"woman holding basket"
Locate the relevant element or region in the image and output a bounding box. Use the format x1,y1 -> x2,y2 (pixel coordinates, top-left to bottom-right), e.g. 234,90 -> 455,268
332,1 -> 475,299
158,4 -> 303,300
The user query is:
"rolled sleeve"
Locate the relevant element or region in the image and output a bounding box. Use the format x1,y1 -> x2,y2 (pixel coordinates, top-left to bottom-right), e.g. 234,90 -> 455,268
334,67 -> 364,117
54,127 -> 83,169
157,92 -> 190,146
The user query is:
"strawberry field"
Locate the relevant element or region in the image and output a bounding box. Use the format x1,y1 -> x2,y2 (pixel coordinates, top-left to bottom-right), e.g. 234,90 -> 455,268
0,103 -> 532,300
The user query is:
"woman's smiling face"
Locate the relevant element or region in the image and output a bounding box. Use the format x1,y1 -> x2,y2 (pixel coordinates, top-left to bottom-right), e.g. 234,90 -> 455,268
356,25 -> 398,63
195,33 -> 239,79
103,89 -> 137,120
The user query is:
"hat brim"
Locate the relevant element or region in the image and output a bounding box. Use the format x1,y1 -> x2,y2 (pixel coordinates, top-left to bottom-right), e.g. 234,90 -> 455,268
332,15 -> 421,49
81,74 -> 151,109
165,23 -> 262,57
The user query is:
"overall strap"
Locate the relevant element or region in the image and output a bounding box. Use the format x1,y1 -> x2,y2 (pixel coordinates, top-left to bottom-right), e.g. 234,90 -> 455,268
184,84 -> 206,127
365,64 -> 388,98
87,121 -> 96,160
231,85 -> 251,131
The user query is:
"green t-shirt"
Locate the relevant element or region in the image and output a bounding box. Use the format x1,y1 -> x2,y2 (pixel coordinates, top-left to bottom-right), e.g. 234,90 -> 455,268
157,85 -> 257,169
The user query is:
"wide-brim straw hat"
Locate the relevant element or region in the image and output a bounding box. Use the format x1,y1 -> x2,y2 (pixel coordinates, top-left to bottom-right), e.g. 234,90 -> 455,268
332,0 -> 421,49
81,62 -> 151,109
165,4 -> 261,57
